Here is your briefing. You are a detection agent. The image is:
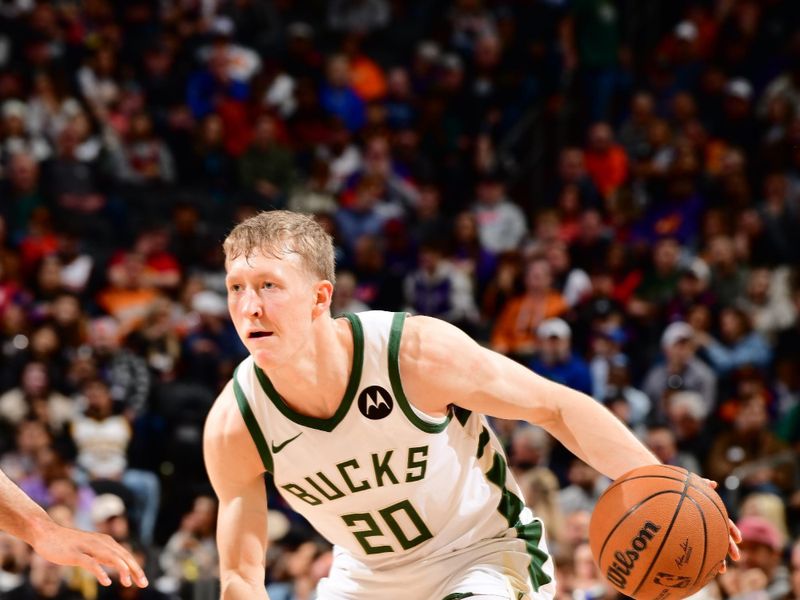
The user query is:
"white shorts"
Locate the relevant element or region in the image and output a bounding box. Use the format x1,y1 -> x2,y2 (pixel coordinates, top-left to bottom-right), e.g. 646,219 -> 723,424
316,524 -> 557,600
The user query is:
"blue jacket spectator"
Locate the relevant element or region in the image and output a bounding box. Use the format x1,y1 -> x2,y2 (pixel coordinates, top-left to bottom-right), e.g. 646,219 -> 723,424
530,318 -> 593,396
698,307 -> 772,374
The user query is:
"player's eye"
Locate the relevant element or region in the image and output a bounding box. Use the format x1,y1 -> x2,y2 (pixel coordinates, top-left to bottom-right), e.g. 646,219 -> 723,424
229,283 -> 242,292
262,281 -> 275,290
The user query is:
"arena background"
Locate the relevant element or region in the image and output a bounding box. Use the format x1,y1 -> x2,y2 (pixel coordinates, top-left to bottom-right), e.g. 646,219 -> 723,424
0,0 -> 799,598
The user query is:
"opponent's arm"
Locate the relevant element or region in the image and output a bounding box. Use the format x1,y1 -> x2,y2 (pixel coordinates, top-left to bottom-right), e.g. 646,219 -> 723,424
204,382 -> 270,600
401,316 -> 657,479
0,467 -> 147,587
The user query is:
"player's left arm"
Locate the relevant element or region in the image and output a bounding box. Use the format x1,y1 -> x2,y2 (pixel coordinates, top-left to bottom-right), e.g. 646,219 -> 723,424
400,316 -> 743,561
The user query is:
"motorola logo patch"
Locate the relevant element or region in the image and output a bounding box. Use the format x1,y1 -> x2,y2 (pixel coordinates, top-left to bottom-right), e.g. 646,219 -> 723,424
357,386 -> 393,420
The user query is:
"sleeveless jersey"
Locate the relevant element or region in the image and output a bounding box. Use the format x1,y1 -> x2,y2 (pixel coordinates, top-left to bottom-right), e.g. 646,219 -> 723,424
232,311 -> 551,590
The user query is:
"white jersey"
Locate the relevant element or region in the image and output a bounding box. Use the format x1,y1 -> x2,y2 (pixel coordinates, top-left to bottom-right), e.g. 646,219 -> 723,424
233,311 -> 553,595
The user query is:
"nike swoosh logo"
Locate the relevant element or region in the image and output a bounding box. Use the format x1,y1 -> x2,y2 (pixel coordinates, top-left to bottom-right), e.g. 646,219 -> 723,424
271,432 -> 302,454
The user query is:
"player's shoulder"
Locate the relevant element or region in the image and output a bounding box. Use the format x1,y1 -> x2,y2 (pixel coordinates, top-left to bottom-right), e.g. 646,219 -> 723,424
205,379 -> 241,437
399,315 -> 483,375
204,377 -> 265,478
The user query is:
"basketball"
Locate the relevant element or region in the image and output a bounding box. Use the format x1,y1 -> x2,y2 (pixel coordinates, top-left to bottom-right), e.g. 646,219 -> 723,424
589,464 -> 729,600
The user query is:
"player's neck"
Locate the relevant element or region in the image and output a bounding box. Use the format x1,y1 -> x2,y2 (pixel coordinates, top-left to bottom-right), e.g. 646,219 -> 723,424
261,315 -> 353,420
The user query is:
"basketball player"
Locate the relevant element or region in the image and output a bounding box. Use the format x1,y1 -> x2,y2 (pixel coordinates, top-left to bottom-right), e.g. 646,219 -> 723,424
0,467 -> 148,588
204,211 -> 740,599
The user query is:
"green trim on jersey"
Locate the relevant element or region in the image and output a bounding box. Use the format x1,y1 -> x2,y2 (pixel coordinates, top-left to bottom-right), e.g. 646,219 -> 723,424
232,366 -> 274,473
387,312 -> 451,434
482,428 -> 552,591
253,313 -> 364,432
516,520 -> 553,592
441,594 -> 475,600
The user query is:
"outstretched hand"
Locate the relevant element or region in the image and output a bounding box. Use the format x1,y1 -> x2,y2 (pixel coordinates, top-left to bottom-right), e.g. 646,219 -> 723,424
700,478 -> 742,573
32,523 -> 148,588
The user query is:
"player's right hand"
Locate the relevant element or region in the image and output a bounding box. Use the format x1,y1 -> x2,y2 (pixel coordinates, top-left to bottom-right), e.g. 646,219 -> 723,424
31,523 -> 148,588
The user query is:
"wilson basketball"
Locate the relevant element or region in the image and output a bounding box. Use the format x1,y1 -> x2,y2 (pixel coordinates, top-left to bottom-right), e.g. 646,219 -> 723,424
589,464 -> 729,600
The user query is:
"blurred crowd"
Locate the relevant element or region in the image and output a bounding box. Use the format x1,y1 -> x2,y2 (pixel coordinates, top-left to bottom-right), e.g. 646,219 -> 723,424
0,0 -> 799,599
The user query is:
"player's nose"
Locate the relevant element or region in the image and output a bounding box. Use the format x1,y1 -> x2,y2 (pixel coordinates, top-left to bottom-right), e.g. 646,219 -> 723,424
241,288 -> 264,317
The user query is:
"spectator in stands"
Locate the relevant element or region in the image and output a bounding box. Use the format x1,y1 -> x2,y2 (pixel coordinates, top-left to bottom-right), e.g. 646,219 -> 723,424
238,114 -> 295,207
472,171 -> 527,255
159,495 -> 218,596
645,424 -> 700,473
618,92 -> 657,161
0,100 -> 50,165
601,355 -> 651,428
583,122 -> 628,202
628,237 -> 682,320
2,152 -> 45,243
643,321 -> 717,419
549,148 -> 601,211
558,458 -> 609,516
518,467 -> 563,550
491,257 -> 568,360
108,111 -> 176,187
706,394 -> 794,498
182,290 -> 245,388
738,266 -> 796,342
707,234 -> 748,307
739,493 -> 791,546
404,240 -> 479,329
71,379 -> 160,545
665,258 -> 715,323
736,516 -> 791,600
4,553 -> 81,600
0,361 -> 73,434
330,271 -> 369,317
508,425 -> 552,477
186,45 -> 249,122
697,306 -> 772,375
320,54 -> 365,133
85,317 -> 151,418
530,318 -> 592,396
90,494 -> 131,543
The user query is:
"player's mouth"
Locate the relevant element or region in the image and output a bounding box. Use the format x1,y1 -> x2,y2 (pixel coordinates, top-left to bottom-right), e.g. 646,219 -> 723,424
248,331 -> 273,339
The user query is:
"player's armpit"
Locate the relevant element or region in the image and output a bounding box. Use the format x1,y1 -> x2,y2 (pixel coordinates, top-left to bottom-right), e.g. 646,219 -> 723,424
204,383 -> 270,600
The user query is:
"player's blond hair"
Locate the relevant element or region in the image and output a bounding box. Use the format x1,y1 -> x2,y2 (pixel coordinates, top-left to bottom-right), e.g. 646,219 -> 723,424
223,210 -> 336,283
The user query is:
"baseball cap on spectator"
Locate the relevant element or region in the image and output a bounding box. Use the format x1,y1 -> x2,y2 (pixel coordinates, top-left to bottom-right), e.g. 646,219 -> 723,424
668,391 -> 708,420
287,22 -> 314,39
669,390 -> 708,421
737,516 -> 783,552
675,21 -> 698,42
725,78 -> 753,102
2,99 -> 26,120
440,53 -> 463,72
192,291 -> 227,317
661,322 -> 694,349
91,494 -> 126,523
681,258 -> 710,285
210,16 -> 235,38
538,318 -> 571,340
416,41 -> 441,62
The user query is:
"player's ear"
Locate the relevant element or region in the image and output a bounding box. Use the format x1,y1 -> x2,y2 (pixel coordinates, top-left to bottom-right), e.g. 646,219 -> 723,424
312,279 -> 333,317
